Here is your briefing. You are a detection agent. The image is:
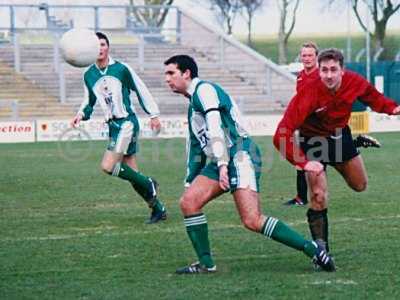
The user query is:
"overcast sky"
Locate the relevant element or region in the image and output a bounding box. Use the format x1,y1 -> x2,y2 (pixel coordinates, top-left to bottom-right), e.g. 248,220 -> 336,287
176,0 -> 400,36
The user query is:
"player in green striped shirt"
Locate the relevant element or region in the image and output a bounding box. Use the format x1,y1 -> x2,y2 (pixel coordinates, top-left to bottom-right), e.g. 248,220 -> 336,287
71,32 -> 166,224
164,55 -> 335,274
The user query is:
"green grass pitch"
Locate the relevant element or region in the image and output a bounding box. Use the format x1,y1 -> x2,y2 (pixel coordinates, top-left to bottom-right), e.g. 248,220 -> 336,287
1,133 -> 399,299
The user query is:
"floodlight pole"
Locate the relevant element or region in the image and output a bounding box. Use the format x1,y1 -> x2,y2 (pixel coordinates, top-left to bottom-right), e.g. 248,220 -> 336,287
346,0 -> 352,62
13,32 -> 20,73
53,33 -> 60,73
365,0 -> 371,82
59,62 -> 66,104
53,33 -> 66,103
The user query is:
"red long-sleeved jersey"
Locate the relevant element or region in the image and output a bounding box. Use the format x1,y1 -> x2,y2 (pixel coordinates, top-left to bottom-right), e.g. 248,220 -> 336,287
273,70 -> 398,169
296,68 -> 319,92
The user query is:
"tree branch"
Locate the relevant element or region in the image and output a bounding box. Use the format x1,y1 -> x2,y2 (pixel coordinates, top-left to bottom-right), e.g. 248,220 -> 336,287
156,0 -> 174,27
352,0 -> 370,34
285,0 -> 300,41
371,0 -> 378,24
276,0 -> 283,13
389,1 -> 400,17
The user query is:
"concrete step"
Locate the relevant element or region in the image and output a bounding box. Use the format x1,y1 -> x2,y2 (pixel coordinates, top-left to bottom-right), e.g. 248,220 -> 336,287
1,40 -> 284,120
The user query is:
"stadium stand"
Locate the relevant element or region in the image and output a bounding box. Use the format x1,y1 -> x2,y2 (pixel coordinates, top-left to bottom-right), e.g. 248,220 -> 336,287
0,57 -> 75,119
0,5 -> 296,120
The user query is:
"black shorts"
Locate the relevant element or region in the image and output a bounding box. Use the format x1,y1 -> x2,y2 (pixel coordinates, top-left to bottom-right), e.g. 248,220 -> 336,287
300,125 -> 360,166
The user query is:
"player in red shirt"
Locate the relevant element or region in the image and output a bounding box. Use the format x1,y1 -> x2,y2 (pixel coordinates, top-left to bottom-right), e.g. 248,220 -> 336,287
284,43 -> 381,207
296,43 -> 320,91
274,48 -> 400,255
284,42 -> 320,207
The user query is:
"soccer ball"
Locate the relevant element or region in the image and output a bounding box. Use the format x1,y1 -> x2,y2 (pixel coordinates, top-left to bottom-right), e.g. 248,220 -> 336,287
59,28 -> 99,67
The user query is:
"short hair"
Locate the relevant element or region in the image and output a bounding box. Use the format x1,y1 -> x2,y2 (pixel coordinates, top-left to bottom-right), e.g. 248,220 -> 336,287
96,32 -> 109,47
301,41 -> 319,55
164,55 -> 198,79
318,48 -> 344,68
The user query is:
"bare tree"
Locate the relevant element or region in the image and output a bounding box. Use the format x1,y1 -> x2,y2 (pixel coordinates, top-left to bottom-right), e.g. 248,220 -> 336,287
240,0 -> 265,46
351,0 -> 400,53
209,0 -> 242,35
277,0 -> 301,64
326,0 -> 400,56
128,0 -> 174,28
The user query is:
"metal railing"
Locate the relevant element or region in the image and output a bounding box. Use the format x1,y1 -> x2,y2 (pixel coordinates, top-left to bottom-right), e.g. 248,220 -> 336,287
0,3 -> 182,104
1,3 -> 296,106
373,47 -> 385,62
0,4 -> 180,36
8,30 -> 173,103
182,9 -> 296,82
355,48 -> 367,62
178,7 -> 296,100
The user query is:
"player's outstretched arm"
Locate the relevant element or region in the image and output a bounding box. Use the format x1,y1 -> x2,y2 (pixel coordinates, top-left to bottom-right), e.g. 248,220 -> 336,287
392,106 -> 400,115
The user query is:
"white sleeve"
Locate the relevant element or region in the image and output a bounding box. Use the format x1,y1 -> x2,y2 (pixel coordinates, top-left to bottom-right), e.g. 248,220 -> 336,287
124,63 -> 160,117
78,83 -> 90,115
197,83 -> 219,111
198,84 -> 229,166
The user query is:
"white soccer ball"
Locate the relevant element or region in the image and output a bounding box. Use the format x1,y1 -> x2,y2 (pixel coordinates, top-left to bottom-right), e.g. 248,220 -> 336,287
59,28 -> 100,67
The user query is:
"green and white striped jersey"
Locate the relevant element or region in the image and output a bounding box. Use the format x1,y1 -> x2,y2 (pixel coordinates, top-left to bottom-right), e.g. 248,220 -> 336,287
185,78 -> 249,185
78,57 -> 159,121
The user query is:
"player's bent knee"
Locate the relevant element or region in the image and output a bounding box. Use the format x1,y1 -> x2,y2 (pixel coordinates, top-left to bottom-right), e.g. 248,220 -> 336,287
100,161 -> 118,175
179,194 -> 199,214
351,179 -> 368,192
100,163 -> 113,174
178,195 -> 188,210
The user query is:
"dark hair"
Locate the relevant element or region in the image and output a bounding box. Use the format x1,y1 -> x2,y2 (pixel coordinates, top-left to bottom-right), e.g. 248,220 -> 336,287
164,55 -> 198,79
318,48 -> 344,68
301,41 -> 319,55
96,32 -> 109,47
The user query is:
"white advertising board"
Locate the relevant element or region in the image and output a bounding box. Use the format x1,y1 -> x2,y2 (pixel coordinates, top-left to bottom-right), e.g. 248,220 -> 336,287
36,119 -> 109,142
0,114 -> 284,144
36,117 -> 188,142
139,116 -> 187,138
244,115 -> 281,136
0,121 -> 35,143
35,114 -> 283,143
369,112 -> 400,133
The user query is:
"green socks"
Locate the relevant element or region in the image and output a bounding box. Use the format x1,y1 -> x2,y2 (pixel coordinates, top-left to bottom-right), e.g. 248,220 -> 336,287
151,198 -> 165,213
262,217 -> 316,258
112,162 -> 149,196
111,162 -> 165,212
184,213 -> 215,268
182,214 -> 317,268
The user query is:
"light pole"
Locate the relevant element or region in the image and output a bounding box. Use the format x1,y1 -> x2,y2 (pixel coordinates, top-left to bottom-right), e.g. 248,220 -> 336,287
346,0 -> 352,62
365,0 -> 371,82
